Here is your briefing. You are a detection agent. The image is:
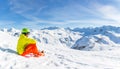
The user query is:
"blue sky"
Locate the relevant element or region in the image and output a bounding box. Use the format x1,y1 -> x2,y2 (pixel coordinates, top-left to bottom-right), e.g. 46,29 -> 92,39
0,0 -> 120,29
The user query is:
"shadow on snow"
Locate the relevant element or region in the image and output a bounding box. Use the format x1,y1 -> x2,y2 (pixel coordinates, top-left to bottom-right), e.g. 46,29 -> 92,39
0,47 -> 17,54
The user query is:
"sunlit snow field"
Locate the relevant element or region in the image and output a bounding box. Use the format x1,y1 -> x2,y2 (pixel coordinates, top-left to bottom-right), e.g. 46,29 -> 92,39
0,26 -> 120,69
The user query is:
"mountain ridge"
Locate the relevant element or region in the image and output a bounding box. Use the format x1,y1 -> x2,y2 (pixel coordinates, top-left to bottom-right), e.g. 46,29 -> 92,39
1,26 -> 120,51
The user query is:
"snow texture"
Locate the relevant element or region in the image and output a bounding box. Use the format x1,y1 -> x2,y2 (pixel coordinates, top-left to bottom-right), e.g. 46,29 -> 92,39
0,26 -> 120,69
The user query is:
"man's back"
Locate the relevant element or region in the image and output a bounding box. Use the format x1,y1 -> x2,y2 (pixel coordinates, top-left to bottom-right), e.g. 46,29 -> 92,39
17,34 -> 36,55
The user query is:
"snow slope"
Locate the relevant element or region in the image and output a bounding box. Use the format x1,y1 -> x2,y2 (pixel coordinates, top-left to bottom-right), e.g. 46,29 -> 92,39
0,26 -> 120,69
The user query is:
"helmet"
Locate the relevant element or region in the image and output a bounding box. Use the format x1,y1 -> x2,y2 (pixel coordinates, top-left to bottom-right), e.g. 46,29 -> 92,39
21,28 -> 30,34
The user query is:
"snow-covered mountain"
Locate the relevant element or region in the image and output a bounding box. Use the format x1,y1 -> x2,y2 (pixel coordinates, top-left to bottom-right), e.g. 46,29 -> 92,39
72,34 -> 117,51
1,27 -> 82,47
72,26 -> 120,51
0,26 -> 120,69
1,26 -> 120,51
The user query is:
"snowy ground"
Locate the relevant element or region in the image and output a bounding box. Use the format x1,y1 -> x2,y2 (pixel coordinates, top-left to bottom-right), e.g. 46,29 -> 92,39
0,29 -> 120,69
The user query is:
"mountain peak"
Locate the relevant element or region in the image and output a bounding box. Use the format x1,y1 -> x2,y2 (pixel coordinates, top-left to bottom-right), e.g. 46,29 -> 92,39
41,27 -> 60,30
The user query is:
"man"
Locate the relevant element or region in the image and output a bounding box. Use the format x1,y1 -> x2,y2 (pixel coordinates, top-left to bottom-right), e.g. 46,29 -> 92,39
17,28 -> 44,57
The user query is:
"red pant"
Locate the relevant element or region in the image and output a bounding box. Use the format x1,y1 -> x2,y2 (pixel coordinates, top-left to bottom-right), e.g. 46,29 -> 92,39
21,44 -> 41,56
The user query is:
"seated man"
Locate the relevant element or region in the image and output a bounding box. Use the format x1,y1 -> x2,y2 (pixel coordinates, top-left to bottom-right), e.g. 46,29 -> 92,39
17,28 -> 44,57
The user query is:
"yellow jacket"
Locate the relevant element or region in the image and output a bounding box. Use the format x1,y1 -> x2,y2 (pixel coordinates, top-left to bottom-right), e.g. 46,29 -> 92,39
17,34 -> 36,55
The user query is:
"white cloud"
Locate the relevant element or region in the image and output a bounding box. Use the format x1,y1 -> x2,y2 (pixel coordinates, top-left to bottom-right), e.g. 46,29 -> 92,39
8,0 -> 120,28
9,0 -> 99,21
97,5 -> 120,22
8,0 -> 64,27
8,1 -> 93,20
19,14 -> 66,25
9,0 -> 46,16
45,2 -> 101,21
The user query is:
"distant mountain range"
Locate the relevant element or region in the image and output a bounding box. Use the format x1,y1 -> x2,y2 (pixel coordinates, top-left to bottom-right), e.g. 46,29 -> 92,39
1,26 -> 120,51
